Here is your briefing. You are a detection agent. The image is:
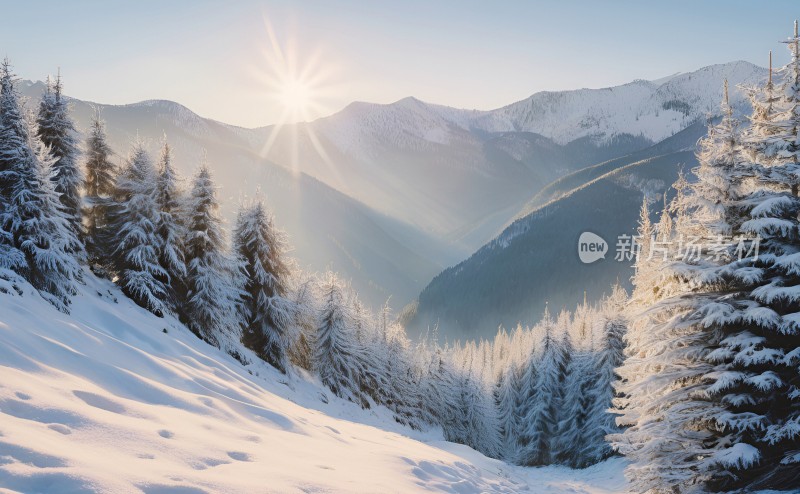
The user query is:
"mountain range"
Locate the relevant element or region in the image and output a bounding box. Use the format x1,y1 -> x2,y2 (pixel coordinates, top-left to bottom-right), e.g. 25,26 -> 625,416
19,60 -> 768,334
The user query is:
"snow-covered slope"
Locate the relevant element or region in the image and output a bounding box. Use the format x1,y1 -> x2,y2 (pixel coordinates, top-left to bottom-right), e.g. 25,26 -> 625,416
0,272 -> 628,493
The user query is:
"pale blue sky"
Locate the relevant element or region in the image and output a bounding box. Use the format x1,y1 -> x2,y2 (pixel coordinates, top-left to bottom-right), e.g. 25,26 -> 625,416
3,1 -> 798,127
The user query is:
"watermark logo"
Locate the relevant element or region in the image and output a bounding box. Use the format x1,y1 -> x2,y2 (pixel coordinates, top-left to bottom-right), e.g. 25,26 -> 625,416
578,231 -> 761,265
578,232 -> 608,264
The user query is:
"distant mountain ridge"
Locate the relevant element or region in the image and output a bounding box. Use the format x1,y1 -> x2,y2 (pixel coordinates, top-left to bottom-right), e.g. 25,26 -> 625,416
16,60 -> 768,320
250,61 -> 765,240
430,61 -> 764,144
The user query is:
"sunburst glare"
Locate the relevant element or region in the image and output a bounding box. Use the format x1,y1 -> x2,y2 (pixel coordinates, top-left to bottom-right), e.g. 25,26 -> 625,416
250,16 -> 342,178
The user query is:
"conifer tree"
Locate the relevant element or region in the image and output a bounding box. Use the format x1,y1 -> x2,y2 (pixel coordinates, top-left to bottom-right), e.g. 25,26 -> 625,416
701,26 -> 800,488
456,368 -> 501,458
36,72 -> 83,244
382,321 -> 423,429
495,362 -> 520,461
82,110 -> 116,267
580,286 -> 626,466
611,80 -> 763,492
0,59 -> 80,311
517,311 -> 567,466
153,140 -> 186,308
315,272 -> 366,403
554,347 -> 592,467
184,164 -> 244,355
107,143 -> 167,316
234,197 -> 293,372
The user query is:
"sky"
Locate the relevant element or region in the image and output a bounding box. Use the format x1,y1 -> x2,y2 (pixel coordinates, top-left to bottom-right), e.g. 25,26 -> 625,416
3,0 -> 799,128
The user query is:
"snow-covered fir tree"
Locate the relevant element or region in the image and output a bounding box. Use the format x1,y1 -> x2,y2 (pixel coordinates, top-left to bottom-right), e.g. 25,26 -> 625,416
495,356 -> 521,461
610,96 -> 739,494
183,164 -> 244,356
36,72 -> 83,246
455,361 -> 501,458
82,110 -> 116,267
107,143 -> 168,316
0,59 -> 81,311
234,197 -> 293,373
579,286 -> 625,466
610,67 -> 795,491
286,273 -> 317,371
422,340 -> 465,444
517,309 -> 567,466
314,272 -> 368,405
553,340 -> 593,467
153,140 -> 187,309
700,26 -> 800,489
382,320 -> 424,429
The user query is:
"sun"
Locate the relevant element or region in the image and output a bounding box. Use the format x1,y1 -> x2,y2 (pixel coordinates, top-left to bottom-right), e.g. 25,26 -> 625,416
251,16 -> 343,179
252,17 -> 336,126
278,77 -> 313,118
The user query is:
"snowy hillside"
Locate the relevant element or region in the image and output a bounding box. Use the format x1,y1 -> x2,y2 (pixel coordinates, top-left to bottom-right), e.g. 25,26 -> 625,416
0,271 -> 628,493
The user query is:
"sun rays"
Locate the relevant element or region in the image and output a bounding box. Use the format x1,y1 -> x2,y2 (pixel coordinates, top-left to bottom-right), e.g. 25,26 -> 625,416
251,16 -> 342,178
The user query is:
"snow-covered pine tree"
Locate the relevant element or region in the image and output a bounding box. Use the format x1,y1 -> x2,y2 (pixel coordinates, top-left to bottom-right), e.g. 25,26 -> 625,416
0,59 -> 81,311
286,273 -> 317,371
377,300 -> 421,425
430,345 -> 468,445
36,72 -> 83,246
553,336 -> 593,467
314,272 -> 368,405
82,110 -> 116,267
579,285 -> 626,466
0,59 -> 26,273
611,83 -> 751,493
703,26 -> 800,489
153,140 -> 187,310
517,309 -> 567,466
495,359 -> 521,461
383,321 -> 424,429
107,143 -> 168,316
234,197 -> 293,372
455,366 -> 501,458
184,164 -> 244,355
741,51 -> 781,166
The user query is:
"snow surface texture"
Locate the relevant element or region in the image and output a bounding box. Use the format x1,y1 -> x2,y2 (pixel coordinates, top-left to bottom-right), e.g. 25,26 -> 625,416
0,272 -> 628,493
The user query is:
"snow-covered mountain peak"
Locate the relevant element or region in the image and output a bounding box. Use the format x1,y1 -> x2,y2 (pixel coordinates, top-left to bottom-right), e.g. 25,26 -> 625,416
430,60 -> 768,145
315,95 -> 464,160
